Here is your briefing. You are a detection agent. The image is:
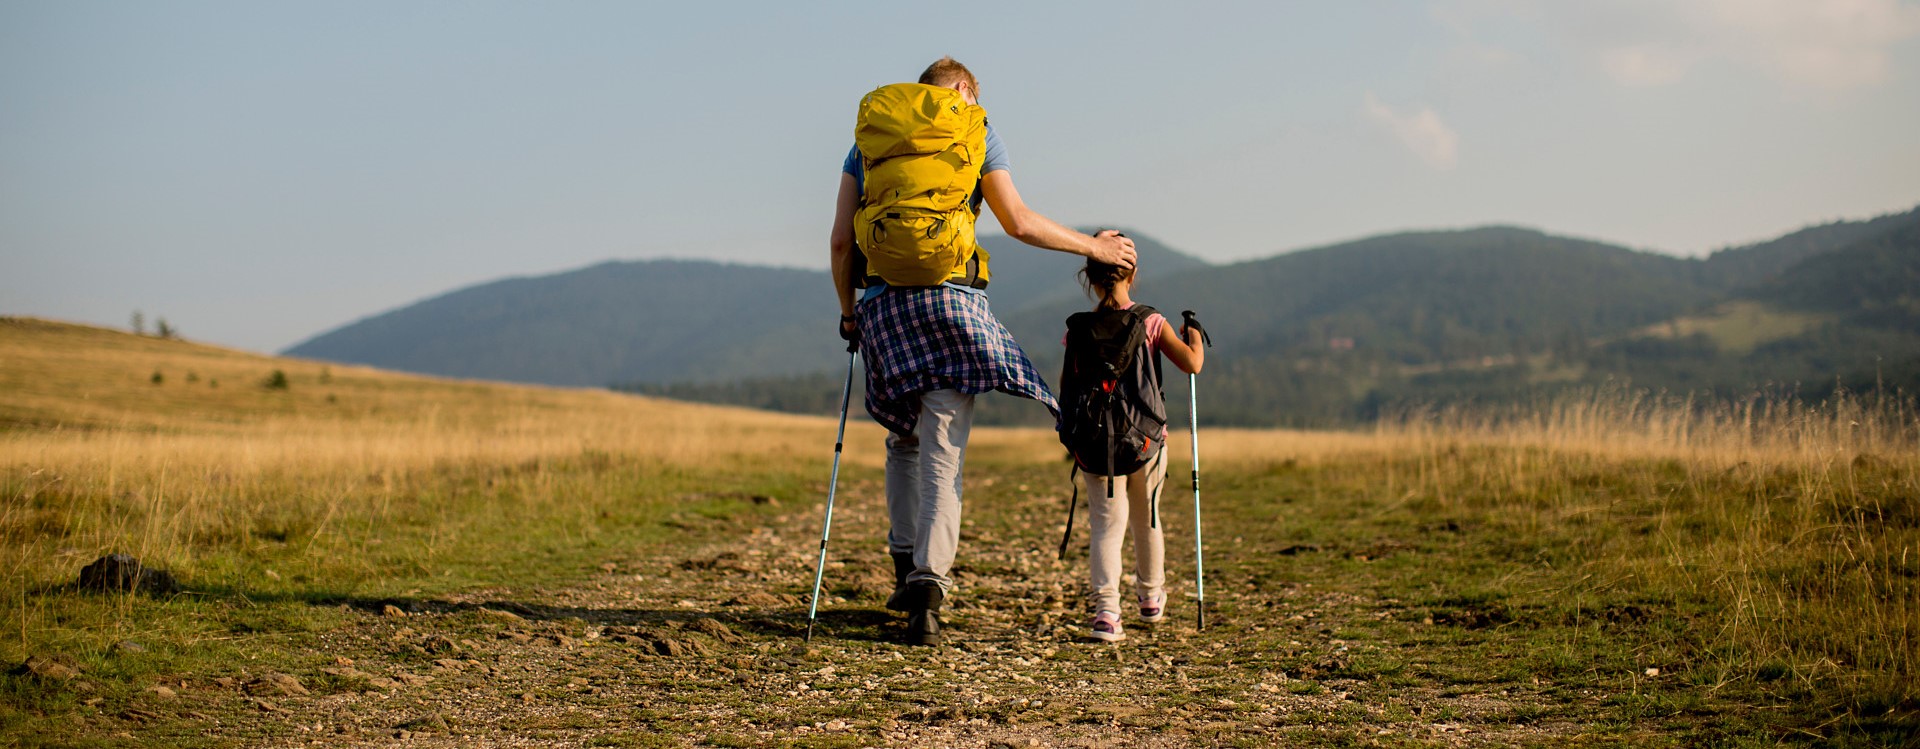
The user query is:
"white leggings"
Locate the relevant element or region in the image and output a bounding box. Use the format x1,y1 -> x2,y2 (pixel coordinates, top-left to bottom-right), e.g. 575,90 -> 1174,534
1082,445 -> 1168,615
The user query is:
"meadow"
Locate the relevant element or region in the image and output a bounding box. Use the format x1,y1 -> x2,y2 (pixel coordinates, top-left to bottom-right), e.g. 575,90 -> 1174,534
1,317 -> 1914,747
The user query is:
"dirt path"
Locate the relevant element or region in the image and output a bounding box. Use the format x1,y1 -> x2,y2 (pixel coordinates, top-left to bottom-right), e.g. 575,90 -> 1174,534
144,473 -> 1607,748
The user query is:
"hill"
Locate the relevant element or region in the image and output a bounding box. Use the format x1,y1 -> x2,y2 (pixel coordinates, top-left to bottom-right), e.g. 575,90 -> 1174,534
1698,206 -> 1920,290
284,260 -> 842,387
653,209 -> 1919,426
284,231 -> 1208,388
286,207 -> 1919,425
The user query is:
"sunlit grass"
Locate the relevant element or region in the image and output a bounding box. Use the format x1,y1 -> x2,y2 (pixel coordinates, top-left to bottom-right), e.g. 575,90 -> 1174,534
1,316 -> 1914,742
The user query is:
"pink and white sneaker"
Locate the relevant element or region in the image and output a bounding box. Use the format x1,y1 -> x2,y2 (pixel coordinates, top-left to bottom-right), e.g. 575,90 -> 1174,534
1138,593 -> 1167,624
1088,611 -> 1126,642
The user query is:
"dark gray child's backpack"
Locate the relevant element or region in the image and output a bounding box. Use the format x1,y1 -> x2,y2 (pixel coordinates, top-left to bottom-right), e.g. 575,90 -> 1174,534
1058,305 -> 1166,477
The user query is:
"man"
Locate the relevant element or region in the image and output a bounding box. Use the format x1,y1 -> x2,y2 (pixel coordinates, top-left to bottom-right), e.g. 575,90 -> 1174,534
829,57 -> 1137,645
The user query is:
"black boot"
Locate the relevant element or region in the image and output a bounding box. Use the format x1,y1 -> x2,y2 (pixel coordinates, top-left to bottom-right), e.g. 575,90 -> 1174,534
884,552 -> 915,612
903,582 -> 944,646
883,553 -> 913,610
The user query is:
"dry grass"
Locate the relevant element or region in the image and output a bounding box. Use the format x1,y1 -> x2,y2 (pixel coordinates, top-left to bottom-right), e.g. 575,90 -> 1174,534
2,316 -> 1915,742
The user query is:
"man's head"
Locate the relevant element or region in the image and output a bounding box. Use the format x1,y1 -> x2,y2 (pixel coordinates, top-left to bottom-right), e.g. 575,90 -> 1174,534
919,56 -> 979,105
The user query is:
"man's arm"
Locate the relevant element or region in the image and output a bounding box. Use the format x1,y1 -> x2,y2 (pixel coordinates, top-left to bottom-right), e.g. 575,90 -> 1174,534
830,172 -> 861,328
979,170 -> 1136,269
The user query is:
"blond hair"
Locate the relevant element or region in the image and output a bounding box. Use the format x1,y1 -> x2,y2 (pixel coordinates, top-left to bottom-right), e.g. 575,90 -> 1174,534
918,56 -> 979,99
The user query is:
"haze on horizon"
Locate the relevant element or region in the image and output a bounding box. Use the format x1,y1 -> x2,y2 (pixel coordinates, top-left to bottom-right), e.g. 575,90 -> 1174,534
4,1 -> 1918,353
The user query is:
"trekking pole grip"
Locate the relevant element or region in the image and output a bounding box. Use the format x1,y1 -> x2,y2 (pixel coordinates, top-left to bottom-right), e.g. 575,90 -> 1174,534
1180,311 -> 1213,348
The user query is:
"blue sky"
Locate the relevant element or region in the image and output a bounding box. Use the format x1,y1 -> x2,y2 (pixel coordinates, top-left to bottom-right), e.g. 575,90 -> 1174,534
4,0 -> 1918,352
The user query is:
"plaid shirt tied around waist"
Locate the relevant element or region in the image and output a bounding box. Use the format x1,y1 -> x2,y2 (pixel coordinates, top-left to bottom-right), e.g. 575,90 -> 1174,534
856,286 -> 1059,435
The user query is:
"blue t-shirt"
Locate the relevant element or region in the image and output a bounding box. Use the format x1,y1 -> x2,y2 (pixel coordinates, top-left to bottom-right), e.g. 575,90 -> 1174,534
845,124 -> 1006,299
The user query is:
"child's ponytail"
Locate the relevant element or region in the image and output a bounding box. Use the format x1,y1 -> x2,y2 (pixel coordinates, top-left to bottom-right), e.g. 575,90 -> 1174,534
1078,258 -> 1135,309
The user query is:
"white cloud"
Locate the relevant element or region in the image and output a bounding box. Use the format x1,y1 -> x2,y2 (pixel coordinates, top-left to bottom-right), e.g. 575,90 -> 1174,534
1441,0 -> 1920,90
1363,93 -> 1460,170
1599,45 -> 1695,87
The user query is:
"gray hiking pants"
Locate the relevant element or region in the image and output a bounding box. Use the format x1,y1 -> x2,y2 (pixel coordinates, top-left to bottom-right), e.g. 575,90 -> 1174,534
1084,445 -> 1168,615
883,389 -> 973,593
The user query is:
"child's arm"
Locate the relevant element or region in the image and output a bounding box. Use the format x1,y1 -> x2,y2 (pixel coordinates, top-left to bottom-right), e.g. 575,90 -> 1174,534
1157,321 -> 1204,374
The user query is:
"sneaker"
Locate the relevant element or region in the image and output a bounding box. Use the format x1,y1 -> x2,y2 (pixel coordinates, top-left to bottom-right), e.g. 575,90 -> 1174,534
1138,593 -> 1166,623
1088,611 -> 1126,642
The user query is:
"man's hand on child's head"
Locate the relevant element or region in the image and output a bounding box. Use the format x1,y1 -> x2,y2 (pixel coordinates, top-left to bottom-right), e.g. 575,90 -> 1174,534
1091,230 -> 1137,270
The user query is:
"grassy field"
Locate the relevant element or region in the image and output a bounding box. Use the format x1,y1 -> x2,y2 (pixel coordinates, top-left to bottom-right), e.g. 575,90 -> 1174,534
1624,300 -> 1829,355
1,317 -> 1915,747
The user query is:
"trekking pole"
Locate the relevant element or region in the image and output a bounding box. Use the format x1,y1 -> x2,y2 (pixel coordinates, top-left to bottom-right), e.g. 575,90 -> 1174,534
1057,467 -> 1080,560
1188,370 -> 1206,630
803,340 -> 859,642
1182,311 -> 1212,630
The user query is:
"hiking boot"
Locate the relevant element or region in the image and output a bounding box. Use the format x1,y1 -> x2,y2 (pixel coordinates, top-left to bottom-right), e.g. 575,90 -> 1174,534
884,552 -> 915,612
1138,592 -> 1166,624
1088,611 -> 1125,642
903,582 -> 944,646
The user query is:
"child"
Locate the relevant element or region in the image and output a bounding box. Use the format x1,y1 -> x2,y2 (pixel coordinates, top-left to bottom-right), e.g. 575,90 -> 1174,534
1064,258 -> 1205,642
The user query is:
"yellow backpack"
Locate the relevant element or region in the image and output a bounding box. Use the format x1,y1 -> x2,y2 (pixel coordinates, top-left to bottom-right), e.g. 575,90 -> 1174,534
854,82 -> 992,288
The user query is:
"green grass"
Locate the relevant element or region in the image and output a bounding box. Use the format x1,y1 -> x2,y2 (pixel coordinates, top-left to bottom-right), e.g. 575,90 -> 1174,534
2,319 -> 1915,746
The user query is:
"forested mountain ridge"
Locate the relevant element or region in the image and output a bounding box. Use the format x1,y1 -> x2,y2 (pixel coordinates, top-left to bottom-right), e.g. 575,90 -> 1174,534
284,230 -> 1205,388
1700,206 -> 1920,291
290,208 -> 1920,425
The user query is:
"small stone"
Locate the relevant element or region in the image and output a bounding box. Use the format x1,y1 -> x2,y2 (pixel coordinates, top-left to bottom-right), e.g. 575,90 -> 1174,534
399,712 -> 451,733
254,698 -> 281,712
367,677 -> 399,690
478,607 -> 524,623
689,617 -> 743,644
147,686 -> 177,699
19,655 -> 80,682
519,692 -> 535,702
213,677 -> 237,689
1644,667 -> 1660,677
382,604 -> 406,618
248,673 -> 308,696
76,554 -> 179,595
423,635 -> 458,653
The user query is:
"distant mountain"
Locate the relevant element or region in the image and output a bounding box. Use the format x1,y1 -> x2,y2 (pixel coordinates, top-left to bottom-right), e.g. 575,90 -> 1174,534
1700,207 -> 1920,290
285,231 -> 1206,388
638,208 -> 1920,426
289,207 -> 1919,425
1006,225 -> 1709,370
286,260 -> 842,387
1747,211 -> 1920,325
996,226 -> 1729,425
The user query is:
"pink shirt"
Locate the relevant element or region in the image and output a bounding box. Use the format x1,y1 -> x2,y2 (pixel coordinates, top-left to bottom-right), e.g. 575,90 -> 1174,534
1062,302 -> 1169,356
